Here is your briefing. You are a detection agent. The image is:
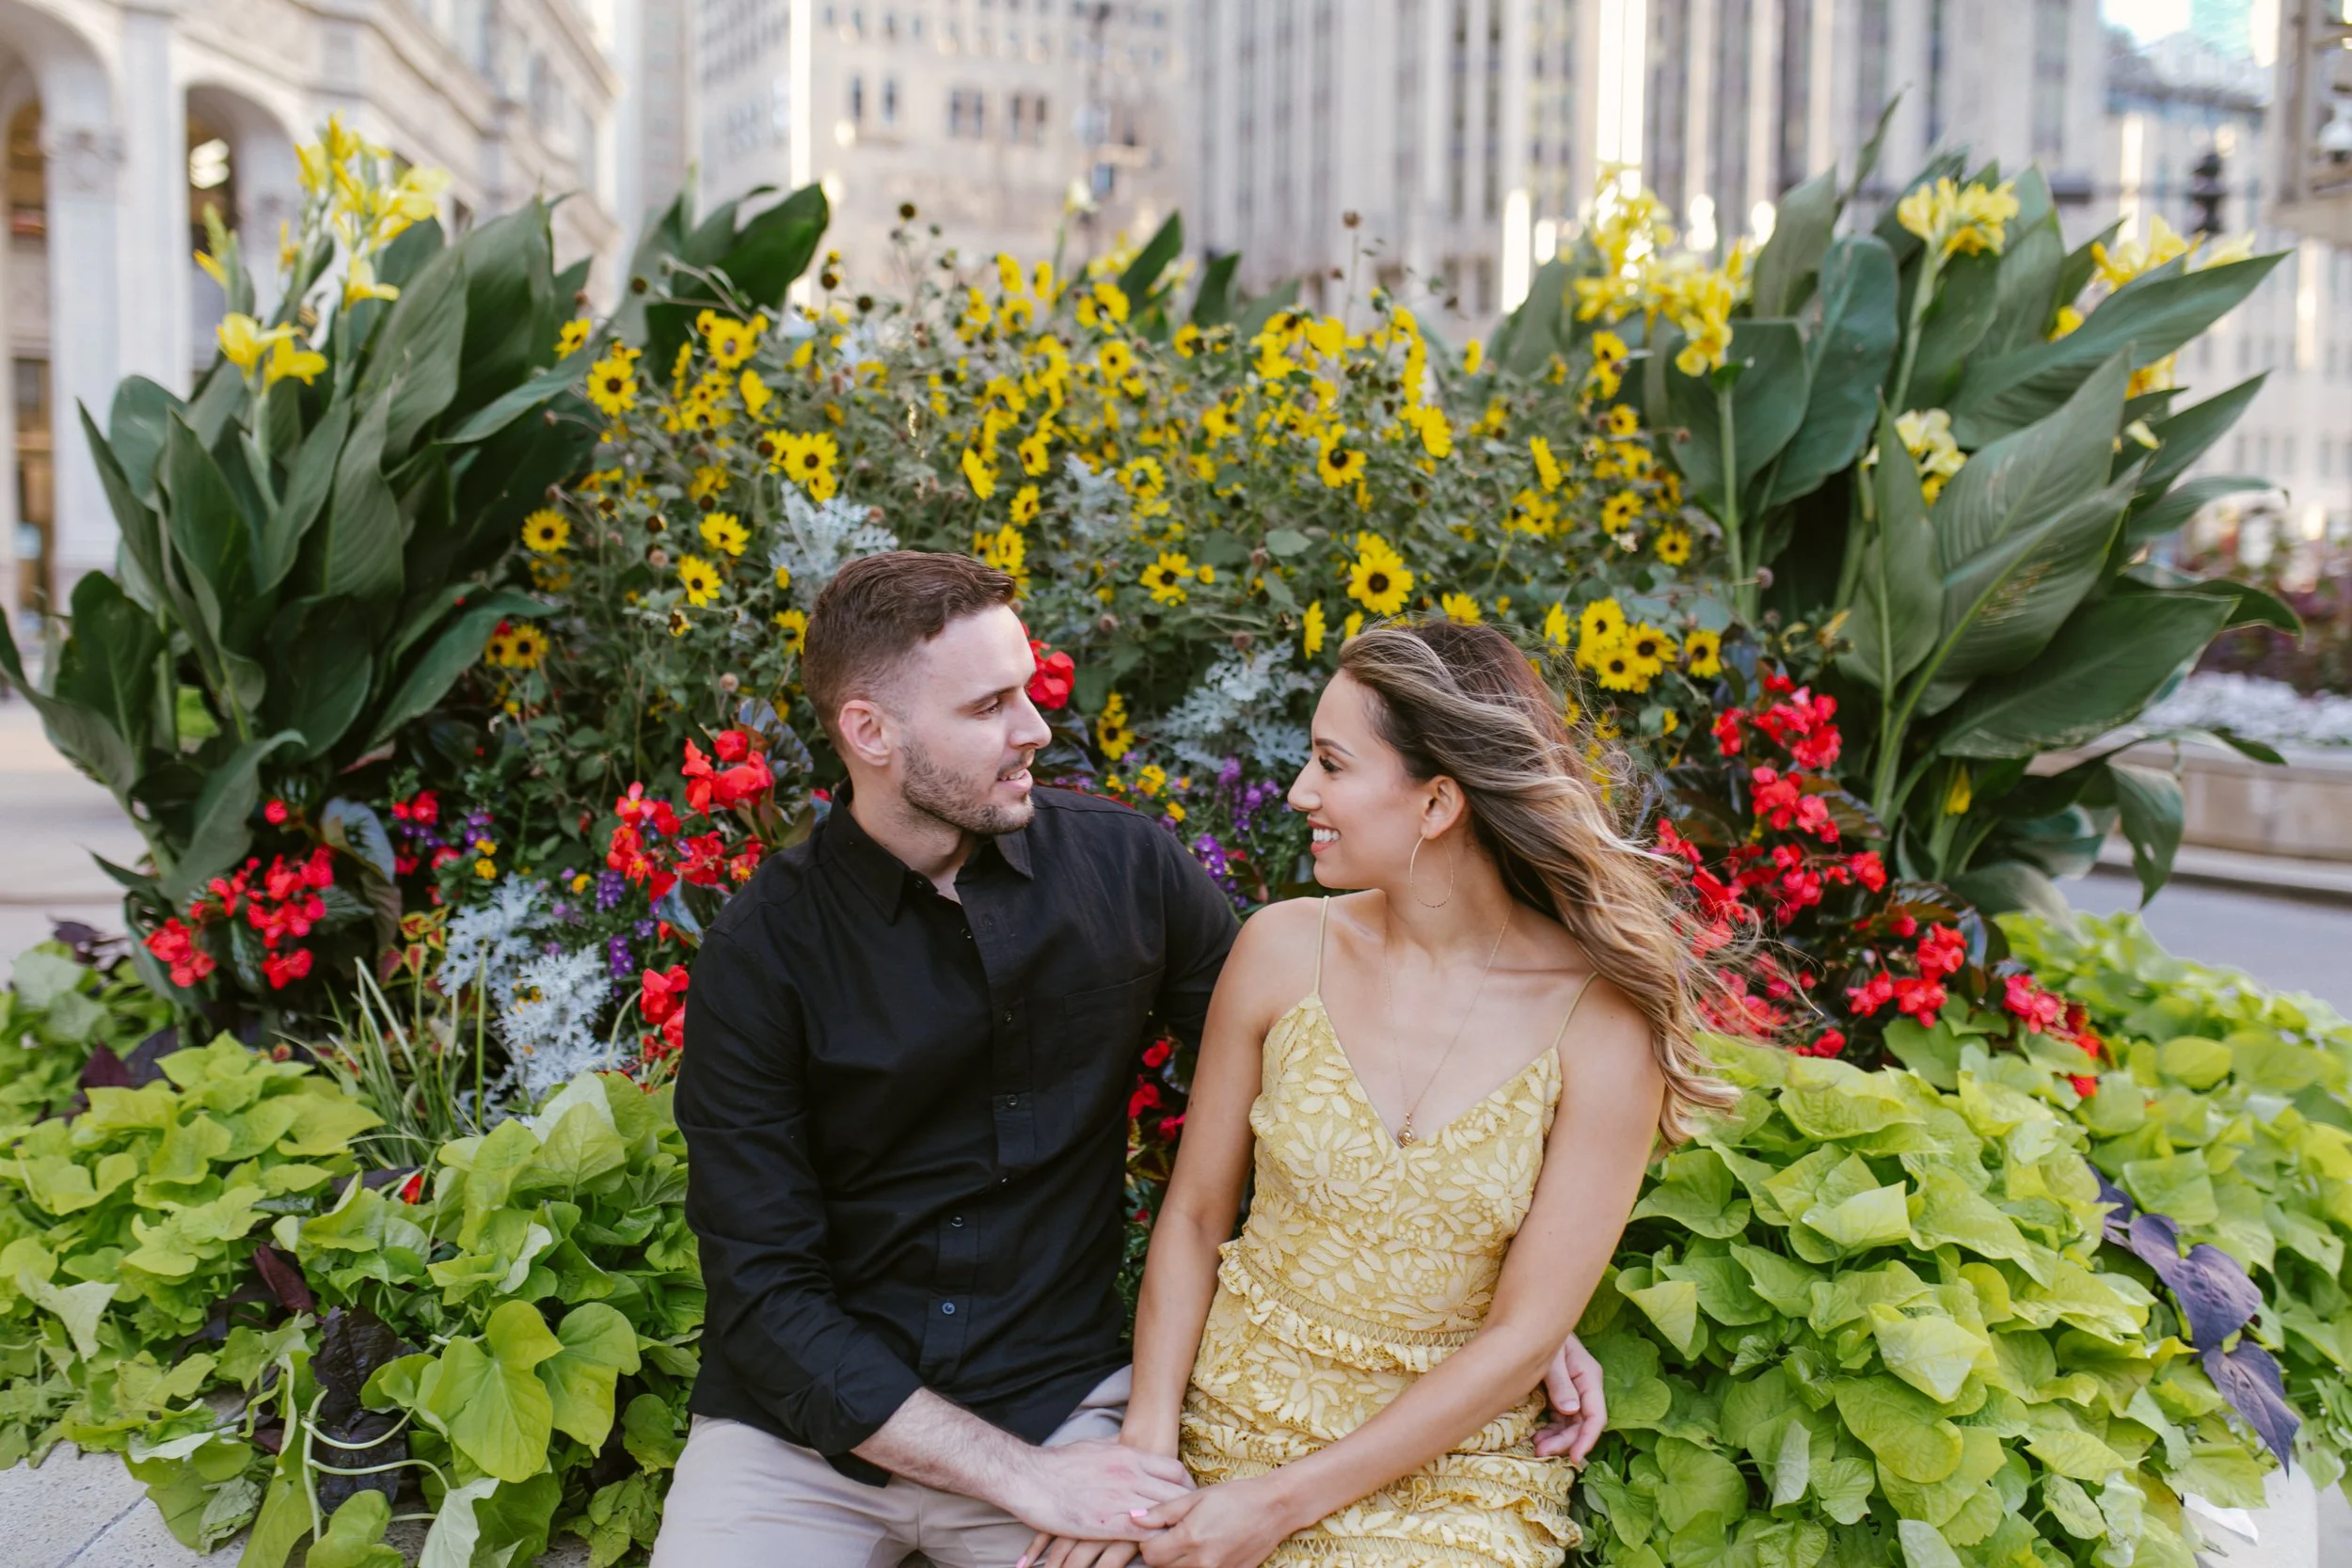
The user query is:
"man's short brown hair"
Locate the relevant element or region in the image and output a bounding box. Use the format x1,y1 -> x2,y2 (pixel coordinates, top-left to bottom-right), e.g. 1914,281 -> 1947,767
802,551 -> 1020,735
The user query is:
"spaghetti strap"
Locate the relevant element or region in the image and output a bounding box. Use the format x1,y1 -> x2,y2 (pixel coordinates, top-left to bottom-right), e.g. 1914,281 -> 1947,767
1549,974 -> 1598,1050
1311,897 -> 1332,996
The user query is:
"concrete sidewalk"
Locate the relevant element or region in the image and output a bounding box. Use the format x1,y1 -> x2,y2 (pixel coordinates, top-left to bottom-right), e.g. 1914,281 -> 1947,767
0,696 -> 144,956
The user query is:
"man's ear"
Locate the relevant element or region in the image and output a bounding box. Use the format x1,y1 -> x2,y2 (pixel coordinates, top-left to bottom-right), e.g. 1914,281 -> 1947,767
835,697 -> 892,770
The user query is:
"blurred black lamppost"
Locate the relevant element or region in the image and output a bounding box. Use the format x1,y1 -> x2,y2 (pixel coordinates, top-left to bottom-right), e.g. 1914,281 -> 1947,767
2189,149 -> 2227,235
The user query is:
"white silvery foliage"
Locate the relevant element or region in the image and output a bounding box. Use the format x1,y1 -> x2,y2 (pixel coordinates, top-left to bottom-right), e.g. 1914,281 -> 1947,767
767,489 -> 898,608
1155,647 -> 1321,772
498,946 -> 617,1104
1057,453 -> 1130,548
2138,671 -> 2352,749
438,878 -> 550,999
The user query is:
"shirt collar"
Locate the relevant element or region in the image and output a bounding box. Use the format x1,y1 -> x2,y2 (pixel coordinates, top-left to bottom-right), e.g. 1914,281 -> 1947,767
821,788 -> 1035,920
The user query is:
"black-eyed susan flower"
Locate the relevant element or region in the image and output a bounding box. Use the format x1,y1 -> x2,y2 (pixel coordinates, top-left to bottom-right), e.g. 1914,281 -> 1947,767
1654,525 -> 1692,565
1530,436 -> 1563,492
1095,691 -> 1136,760
1603,404 -> 1640,436
1302,600 -> 1327,657
587,346 -> 641,416
521,508 -> 570,553
678,555 -> 722,607
1318,440 -> 1368,489
1018,431 -> 1053,475
1601,490 -> 1643,531
1139,551 -> 1196,606
1098,341 -> 1135,380
556,318 -> 593,357
1684,627 -> 1723,678
773,608 -> 809,655
775,431 -> 840,499
1541,603 -> 1571,650
1346,535 -> 1412,615
1580,596 -> 1627,646
1440,592 -> 1483,626
1596,646 -> 1647,692
1010,484 -> 1041,525
1343,610 -> 1365,642
504,623 -> 549,670
961,447 -> 996,500
700,512 -> 749,557
1624,623 -> 1677,673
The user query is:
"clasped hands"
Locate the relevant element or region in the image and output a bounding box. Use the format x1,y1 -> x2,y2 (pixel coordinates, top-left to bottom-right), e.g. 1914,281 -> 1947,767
1014,1335 -> 1607,1568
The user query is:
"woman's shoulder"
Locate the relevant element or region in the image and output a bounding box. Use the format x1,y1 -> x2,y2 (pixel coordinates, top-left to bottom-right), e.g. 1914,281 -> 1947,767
1554,969 -> 1662,1093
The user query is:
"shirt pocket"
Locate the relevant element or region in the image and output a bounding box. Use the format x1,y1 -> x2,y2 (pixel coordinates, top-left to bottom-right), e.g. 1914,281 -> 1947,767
1043,968 -> 1164,1145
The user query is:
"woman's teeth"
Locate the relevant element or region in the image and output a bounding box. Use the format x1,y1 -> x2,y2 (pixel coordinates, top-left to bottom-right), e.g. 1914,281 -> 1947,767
1311,828 -> 1340,846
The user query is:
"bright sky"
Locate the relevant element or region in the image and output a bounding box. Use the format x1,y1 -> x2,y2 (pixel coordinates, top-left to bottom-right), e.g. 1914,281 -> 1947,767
2104,0 -> 2192,40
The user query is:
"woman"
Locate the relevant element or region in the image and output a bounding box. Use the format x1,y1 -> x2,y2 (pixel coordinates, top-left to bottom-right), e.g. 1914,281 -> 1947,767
1043,622 -> 1734,1568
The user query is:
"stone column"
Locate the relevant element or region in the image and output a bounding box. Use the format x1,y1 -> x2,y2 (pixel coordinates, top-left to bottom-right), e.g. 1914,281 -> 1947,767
41,118 -> 121,582
117,0 -> 186,389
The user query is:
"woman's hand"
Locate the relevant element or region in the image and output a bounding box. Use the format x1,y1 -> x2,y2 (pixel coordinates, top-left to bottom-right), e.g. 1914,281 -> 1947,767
1534,1330 -> 1609,1463
1018,1535 -> 1139,1568
1133,1478 -> 1296,1568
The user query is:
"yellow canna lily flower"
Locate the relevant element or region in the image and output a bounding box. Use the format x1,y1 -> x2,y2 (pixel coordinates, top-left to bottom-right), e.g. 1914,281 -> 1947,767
194,247 -> 229,289
215,312 -> 294,374
262,334 -> 327,389
343,257 -> 400,307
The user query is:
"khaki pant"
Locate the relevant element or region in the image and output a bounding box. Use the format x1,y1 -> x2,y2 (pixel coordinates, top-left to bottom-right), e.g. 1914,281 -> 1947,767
650,1368 -> 1131,1568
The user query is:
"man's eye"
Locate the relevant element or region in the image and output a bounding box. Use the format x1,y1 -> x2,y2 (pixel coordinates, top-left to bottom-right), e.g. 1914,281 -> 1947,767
979,700 -> 1001,716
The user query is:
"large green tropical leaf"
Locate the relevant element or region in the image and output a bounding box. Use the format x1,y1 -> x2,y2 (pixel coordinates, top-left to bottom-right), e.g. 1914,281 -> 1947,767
0,601 -> 140,800
1933,351 -> 2127,571
1978,170 -> 2064,359
315,390 -> 405,606
1947,253 -> 2285,444
256,402 -> 350,595
1664,320 -> 1810,517
1769,237 -> 1899,506
2122,473 -> 2271,549
1117,212 -> 1186,311
720,183 -> 830,309
259,598 -> 373,761
454,202 -> 558,409
51,571 -> 161,764
364,591 -> 548,752
82,406 -> 168,603
366,241 -> 469,459
1491,260 -> 1577,379
107,375 -> 184,501
2108,760 -> 2184,904
1934,592 -> 2233,758
2130,372 -> 2265,493
1189,251 -> 1242,329
1838,406 -> 1938,693
1903,246 -> 2003,411
1935,466 -> 2137,687
1752,167 -> 1841,318
157,416 -> 262,657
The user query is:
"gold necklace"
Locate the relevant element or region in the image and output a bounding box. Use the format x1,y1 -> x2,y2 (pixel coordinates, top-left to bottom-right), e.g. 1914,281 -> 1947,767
1379,899 -> 1512,1147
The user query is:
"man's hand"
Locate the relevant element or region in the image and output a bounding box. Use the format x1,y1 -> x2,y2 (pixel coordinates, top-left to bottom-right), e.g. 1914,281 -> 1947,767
1017,1534 -> 1141,1568
1533,1331 -> 1608,1463
1003,1437 -> 1194,1541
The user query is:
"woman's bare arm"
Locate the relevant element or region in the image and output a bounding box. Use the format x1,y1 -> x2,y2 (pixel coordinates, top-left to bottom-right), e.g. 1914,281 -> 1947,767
1155,974 -> 1663,1540
1120,902 -> 1312,1456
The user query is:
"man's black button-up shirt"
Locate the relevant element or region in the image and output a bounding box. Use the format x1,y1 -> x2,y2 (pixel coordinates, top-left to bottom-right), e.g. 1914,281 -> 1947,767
676,786 -> 1239,1482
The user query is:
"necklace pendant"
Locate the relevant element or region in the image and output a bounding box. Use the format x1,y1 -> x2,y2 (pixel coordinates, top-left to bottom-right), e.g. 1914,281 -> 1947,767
1396,1121 -> 1417,1147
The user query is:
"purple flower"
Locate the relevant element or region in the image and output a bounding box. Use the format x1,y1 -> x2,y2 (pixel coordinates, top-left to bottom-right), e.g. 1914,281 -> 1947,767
595,869 -> 628,912
634,918 -> 657,940
607,935 -> 634,979
1216,756 -> 1243,791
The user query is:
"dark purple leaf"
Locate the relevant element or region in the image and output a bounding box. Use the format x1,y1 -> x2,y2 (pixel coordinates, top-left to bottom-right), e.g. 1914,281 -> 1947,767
2090,1164 -> 2137,1248
251,1245 -> 314,1314
77,1046 -> 132,1092
314,1307 -> 415,1419
2129,1213 -> 2262,1347
120,1027 -> 181,1085
2203,1340 -> 2301,1465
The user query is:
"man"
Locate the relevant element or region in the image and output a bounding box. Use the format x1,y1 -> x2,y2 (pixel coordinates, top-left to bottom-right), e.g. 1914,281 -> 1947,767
655,552 -> 1601,1567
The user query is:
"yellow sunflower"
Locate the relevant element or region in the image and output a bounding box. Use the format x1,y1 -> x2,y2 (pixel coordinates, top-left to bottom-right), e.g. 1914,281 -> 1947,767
521,508 -> 570,554
1139,551 -> 1196,606
586,346 -> 641,417
1019,431 -> 1053,475
1603,404 -> 1641,436
961,447 -> 997,501
700,512 -> 750,557
1654,526 -> 1692,565
1601,490 -> 1644,531
773,608 -> 809,655
773,430 -> 840,500
1302,600 -> 1327,657
1579,596 -> 1628,646
1099,341 -> 1135,380
1624,623 -> 1677,672
1530,436 -> 1564,493
1346,536 -> 1413,615
1684,627 -> 1724,678
1096,691 -> 1136,760
1542,602 -> 1571,650
1595,646 -> 1649,692
1010,484 -> 1041,525
677,554 -> 722,608
555,319 -> 593,357
1318,441 -> 1368,489
696,309 -> 768,370
1440,592 -> 1483,625
504,623 -> 549,670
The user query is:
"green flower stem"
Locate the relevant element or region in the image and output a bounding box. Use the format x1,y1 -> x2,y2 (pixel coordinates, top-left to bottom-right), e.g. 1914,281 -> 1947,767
1716,382 -> 1751,624
1887,246 -> 1945,419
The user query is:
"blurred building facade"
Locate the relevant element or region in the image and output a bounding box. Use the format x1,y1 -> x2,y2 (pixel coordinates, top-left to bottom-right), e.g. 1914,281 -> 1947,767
2,0 -> 628,636
689,1 -> 1184,292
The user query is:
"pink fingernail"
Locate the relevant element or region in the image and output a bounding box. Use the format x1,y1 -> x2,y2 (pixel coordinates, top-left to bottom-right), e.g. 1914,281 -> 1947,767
1131,1509 -> 1150,1520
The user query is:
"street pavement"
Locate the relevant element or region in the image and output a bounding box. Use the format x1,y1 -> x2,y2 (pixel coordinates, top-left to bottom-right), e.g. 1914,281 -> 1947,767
1,691 -> 2349,1561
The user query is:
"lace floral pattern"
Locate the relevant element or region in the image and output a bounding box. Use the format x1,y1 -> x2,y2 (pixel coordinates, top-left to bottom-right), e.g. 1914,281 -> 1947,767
1179,987 -> 1581,1567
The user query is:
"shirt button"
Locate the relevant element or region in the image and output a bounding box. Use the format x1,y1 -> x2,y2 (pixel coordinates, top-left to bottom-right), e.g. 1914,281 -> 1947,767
950,1214 -> 966,1227
1002,1009 -> 1014,1024
941,1302 -> 957,1316
1004,1093 -> 1021,1108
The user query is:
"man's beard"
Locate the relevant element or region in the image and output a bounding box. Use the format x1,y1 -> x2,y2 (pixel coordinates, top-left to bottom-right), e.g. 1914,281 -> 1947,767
901,735 -> 1034,838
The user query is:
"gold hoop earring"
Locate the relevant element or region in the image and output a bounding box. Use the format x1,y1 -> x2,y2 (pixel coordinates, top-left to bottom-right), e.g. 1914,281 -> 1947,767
1407,835 -> 1458,909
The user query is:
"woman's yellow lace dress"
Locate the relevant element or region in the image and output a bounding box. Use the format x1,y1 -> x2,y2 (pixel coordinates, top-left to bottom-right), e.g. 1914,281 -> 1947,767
1179,900 -> 1587,1566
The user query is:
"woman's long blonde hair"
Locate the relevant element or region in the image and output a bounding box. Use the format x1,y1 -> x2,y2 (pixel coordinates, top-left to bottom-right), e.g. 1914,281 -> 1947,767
1337,621 -> 1740,1143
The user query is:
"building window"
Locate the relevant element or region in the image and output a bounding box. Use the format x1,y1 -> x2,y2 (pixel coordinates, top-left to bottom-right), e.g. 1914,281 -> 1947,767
1009,91 -> 1048,142
2031,0 -> 2068,159
949,87 -> 987,138
883,77 -> 900,124
850,75 -> 865,123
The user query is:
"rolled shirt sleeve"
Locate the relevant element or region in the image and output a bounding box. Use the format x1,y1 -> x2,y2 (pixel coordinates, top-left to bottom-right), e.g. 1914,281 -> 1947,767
675,926 -> 925,1454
